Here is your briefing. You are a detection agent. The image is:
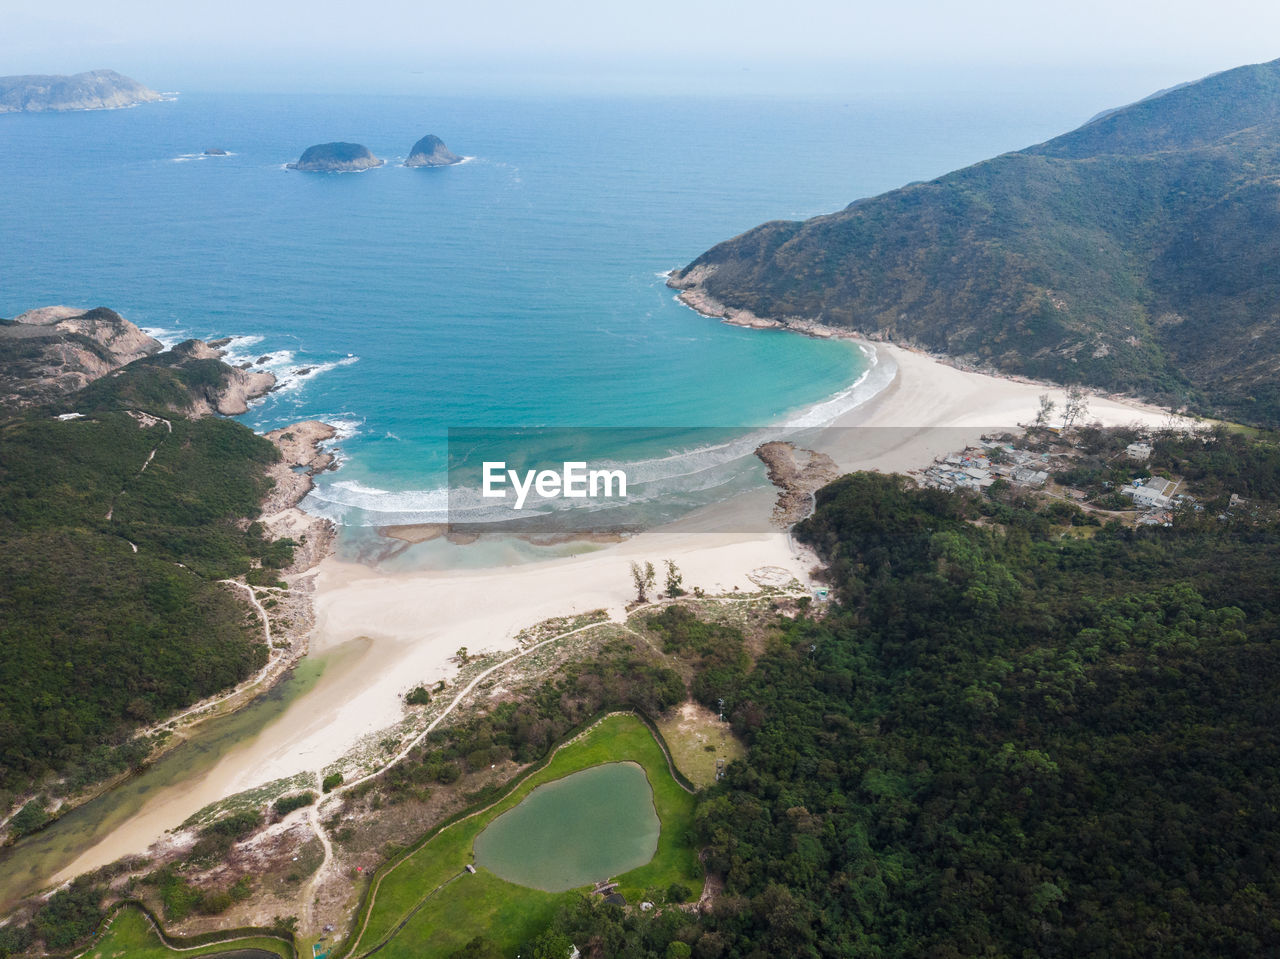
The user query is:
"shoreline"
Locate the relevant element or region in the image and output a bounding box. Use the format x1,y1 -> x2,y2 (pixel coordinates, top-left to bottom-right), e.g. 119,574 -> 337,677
28,299 -> 1186,896
668,277 -> 1187,418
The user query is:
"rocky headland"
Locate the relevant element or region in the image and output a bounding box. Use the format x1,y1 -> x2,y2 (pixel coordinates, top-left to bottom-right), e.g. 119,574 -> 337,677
0,69 -> 164,114
169,339 -> 278,415
0,306 -> 163,407
755,440 -> 840,527
287,142 -> 384,172
0,306 -> 278,415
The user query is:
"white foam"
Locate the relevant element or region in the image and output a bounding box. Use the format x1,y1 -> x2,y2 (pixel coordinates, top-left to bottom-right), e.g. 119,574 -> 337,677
331,480 -> 393,496
271,356 -> 359,395
302,482 -> 451,525
170,152 -> 236,163
782,343 -> 892,429
141,326 -> 188,349
212,335 -> 359,402
298,343 -> 892,529
323,417 -> 364,440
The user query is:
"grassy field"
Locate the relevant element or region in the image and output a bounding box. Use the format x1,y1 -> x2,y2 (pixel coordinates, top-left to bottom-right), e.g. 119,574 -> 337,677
656,702 -> 746,789
347,714 -> 700,958
79,905 -> 292,959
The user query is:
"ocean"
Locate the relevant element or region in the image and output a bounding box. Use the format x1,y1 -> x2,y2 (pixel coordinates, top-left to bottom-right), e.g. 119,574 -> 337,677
1,87 -> 1098,552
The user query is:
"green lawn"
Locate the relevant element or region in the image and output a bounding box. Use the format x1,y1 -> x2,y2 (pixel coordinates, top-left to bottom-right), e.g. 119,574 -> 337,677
347,714 -> 699,958
79,905 -> 293,959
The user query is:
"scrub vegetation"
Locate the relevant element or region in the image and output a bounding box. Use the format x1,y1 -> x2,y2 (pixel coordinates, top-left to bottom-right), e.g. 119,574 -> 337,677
0,361 -> 288,801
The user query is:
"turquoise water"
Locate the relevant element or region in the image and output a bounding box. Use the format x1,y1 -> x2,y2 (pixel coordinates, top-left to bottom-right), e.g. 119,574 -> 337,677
474,762 -> 659,892
0,90 -> 1091,537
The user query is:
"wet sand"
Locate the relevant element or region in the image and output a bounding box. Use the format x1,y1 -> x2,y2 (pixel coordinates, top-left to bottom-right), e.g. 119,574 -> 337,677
46,341 -> 1182,884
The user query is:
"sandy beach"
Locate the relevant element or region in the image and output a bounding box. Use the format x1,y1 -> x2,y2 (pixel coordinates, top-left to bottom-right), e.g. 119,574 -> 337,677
51,339 -> 1183,882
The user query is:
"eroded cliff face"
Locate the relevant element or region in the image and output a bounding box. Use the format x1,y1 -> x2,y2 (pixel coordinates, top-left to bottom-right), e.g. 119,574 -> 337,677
0,306 -> 164,407
0,307 -> 279,416
169,340 -> 278,416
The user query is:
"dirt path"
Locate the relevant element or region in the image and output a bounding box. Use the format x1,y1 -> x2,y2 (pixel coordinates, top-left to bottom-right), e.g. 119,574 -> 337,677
300,615 -> 618,931
105,411 -> 172,521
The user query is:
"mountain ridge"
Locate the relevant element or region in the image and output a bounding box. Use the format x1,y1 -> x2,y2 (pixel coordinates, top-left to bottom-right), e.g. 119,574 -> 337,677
669,57 -> 1280,424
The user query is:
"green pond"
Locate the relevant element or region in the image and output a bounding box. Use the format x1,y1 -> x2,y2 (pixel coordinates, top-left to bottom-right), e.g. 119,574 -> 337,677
474,762 -> 660,892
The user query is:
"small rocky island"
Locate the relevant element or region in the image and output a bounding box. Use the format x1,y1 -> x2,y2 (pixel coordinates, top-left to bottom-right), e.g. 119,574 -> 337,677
287,142 -> 384,172
405,133 -> 463,167
0,69 -> 164,114
203,148 -> 229,156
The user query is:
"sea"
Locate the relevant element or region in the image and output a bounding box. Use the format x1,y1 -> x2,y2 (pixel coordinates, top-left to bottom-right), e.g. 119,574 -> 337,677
0,87 -> 1105,558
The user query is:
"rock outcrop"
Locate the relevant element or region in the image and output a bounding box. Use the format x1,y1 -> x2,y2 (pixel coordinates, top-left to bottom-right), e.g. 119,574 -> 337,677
0,70 -> 164,113
168,340 -> 277,416
0,306 -> 278,416
405,133 -> 462,168
756,441 -> 840,527
287,142 -> 383,172
0,306 -> 163,407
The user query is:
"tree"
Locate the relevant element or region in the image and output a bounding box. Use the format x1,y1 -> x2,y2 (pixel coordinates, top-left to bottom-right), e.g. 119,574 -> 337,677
531,931 -> 575,959
1033,393 -> 1056,429
631,561 -> 656,603
456,646 -> 469,663
1061,385 -> 1090,432
665,559 -> 685,597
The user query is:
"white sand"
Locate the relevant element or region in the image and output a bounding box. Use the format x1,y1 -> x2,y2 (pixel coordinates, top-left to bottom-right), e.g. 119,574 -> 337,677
53,341 -> 1183,881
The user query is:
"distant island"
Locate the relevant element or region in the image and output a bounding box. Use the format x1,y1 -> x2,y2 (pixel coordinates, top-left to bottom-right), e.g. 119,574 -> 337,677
670,56 -> 1280,425
405,133 -> 462,167
0,69 -> 164,114
287,142 -> 384,172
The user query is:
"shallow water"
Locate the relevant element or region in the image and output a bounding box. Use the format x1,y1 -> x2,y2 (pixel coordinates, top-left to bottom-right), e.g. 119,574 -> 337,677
0,643 -> 356,911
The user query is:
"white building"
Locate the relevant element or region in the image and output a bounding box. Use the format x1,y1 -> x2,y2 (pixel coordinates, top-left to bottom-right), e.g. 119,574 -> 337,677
1122,484 -> 1172,509
1126,442 -> 1152,461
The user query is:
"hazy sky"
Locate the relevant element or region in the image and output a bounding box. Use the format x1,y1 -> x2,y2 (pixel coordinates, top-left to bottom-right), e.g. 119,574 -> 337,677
7,0 -> 1280,98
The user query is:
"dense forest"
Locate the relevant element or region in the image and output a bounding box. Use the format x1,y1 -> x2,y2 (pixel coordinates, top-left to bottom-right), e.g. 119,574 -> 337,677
0,360 -> 289,807
527,429 -> 1280,957
671,58 -> 1280,424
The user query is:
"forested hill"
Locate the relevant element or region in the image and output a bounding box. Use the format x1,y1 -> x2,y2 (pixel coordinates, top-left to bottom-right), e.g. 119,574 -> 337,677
669,58 -> 1280,425
0,345 -> 293,823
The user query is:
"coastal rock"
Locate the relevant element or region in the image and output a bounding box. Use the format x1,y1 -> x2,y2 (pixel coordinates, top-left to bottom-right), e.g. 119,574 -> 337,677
0,69 -> 164,114
0,306 -> 163,408
287,142 -> 384,172
203,148 -> 229,156
170,340 -> 277,416
404,133 -> 462,168
756,441 -> 839,527
261,421 -> 338,573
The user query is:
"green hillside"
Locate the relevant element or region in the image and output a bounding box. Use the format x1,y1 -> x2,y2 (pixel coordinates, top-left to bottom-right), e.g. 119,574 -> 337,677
0,355 -> 288,805
670,58 -> 1280,424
